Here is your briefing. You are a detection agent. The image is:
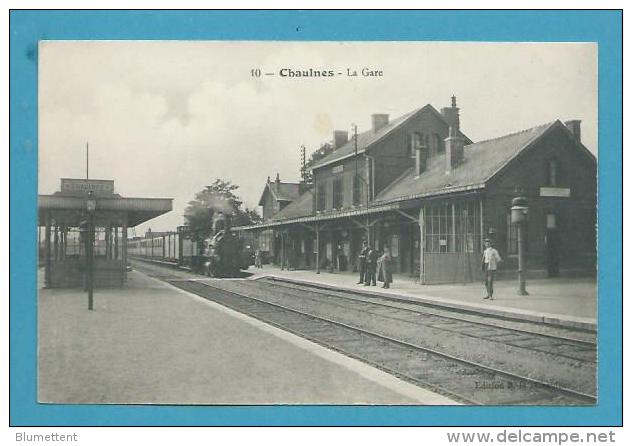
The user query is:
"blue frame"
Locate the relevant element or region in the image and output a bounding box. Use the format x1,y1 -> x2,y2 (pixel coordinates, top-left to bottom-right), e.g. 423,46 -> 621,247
9,10 -> 622,426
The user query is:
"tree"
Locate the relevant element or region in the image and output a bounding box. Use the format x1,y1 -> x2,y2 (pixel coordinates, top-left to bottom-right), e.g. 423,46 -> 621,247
302,142 -> 333,185
184,179 -> 261,242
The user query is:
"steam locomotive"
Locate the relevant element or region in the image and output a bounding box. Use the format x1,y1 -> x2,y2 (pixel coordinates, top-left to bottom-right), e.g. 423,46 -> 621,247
202,212 -> 253,277
127,212 -> 254,277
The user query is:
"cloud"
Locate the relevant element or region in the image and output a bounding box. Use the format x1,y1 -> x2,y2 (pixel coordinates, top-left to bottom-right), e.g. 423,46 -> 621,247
38,41 -> 597,234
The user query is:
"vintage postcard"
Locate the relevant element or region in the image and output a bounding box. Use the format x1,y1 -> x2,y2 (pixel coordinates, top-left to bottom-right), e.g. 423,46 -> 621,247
36,40 -> 598,407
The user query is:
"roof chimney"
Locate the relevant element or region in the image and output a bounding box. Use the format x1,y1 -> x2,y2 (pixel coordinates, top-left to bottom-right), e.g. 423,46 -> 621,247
564,120 -> 581,142
333,130 -> 349,150
441,95 -> 460,132
275,173 -> 280,184
445,126 -> 465,174
371,114 -> 389,133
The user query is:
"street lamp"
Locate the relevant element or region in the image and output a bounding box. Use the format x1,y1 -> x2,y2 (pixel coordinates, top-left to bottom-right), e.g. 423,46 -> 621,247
511,189 -> 529,296
86,190 -> 97,310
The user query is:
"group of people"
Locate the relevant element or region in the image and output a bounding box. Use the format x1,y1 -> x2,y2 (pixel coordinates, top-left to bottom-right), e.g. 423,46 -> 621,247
357,241 -> 393,289
254,237 -> 503,300
354,237 -> 502,298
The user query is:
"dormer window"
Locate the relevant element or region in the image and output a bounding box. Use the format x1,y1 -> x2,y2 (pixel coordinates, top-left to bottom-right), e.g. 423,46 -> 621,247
408,132 -> 425,158
434,133 -> 445,154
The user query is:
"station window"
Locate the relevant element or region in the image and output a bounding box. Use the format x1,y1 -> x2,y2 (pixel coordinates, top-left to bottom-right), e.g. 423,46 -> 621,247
434,133 -> 445,154
425,204 -> 453,253
332,177 -> 344,209
317,182 -> 326,211
408,132 -> 426,158
390,235 -> 399,258
259,231 -> 272,252
352,175 -> 363,205
407,134 -> 415,158
424,201 -> 481,253
548,159 -> 559,186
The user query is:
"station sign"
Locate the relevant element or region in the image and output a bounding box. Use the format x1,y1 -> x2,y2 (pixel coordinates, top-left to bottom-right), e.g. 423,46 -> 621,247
539,187 -> 571,198
60,178 -> 115,195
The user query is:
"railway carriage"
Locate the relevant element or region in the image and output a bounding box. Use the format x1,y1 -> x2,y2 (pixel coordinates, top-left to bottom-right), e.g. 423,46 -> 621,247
128,217 -> 252,276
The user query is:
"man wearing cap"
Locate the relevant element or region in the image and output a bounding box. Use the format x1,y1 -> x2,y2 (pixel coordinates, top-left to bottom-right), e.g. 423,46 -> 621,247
482,238 -> 502,300
364,246 -> 378,287
357,240 -> 369,284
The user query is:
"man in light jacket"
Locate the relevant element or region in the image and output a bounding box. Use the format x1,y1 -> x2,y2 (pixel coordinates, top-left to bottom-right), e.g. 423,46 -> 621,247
482,238 -> 502,300
378,248 -> 393,289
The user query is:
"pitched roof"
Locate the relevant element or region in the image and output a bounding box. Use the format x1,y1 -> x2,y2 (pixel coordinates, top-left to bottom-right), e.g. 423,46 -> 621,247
237,119 -> 594,232
270,189 -> 314,221
373,121 -> 558,205
309,104 -> 471,170
258,181 -> 301,206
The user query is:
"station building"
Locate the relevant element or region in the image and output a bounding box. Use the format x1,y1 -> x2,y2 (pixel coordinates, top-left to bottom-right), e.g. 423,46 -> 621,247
256,173 -> 303,263
237,97 -> 597,284
38,178 -> 172,288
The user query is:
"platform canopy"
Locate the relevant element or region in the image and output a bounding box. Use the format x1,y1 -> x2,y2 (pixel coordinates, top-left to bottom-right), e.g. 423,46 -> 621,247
38,178 -> 172,227
38,178 -> 173,288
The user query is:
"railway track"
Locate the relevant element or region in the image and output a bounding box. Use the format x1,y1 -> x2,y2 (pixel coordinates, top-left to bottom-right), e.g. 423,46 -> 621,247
255,277 -> 597,364
166,278 -> 595,406
131,261 -> 596,405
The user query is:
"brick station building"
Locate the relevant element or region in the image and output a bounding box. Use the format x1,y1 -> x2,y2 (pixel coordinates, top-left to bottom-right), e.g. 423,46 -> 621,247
237,98 -> 596,284
38,178 -> 172,288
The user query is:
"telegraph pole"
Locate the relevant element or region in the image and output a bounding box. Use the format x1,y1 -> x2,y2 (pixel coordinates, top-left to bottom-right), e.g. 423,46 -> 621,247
86,142 -> 89,179
300,144 -> 306,184
354,124 -> 358,180
352,124 -> 370,245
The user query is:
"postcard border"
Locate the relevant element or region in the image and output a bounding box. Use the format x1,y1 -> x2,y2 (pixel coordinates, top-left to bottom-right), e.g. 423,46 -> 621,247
9,9 -> 623,426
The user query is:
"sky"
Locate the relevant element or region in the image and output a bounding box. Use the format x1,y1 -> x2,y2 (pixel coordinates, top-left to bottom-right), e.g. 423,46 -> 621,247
38,41 -> 597,234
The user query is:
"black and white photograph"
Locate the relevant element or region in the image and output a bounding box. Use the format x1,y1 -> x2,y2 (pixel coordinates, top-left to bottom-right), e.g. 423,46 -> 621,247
37,41 -> 597,406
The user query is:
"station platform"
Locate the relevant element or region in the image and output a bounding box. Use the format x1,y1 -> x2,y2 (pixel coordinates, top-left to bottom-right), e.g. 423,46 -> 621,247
248,265 -> 597,331
37,269 -> 456,405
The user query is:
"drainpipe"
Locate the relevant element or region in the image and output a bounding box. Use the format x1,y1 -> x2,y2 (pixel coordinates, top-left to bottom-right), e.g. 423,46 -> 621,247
364,154 -> 377,247
364,154 -> 375,201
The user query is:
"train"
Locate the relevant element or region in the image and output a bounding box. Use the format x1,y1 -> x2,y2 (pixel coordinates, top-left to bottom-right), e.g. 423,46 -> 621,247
127,212 -> 255,277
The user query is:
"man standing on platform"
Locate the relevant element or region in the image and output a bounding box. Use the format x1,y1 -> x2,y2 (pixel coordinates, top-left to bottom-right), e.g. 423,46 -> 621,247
357,240 -> 369,284
364,245 -> 378,287
379,247 -> 393,289
482,238 -> 502,300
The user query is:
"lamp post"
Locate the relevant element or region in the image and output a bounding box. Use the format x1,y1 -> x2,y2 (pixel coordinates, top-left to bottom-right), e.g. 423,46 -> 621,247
86,191 -> 97,310
511,189 -> 529,296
